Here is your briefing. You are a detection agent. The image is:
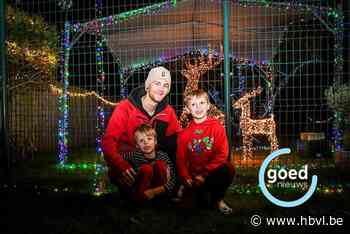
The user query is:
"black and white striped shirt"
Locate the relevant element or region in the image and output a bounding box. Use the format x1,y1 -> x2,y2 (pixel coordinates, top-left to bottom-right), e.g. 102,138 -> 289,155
121,150 -> 176,192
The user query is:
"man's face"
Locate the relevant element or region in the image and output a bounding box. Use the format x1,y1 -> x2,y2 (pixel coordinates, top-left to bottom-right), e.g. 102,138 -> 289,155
135,131 -> 156,155
146,79 -> 170,103
187,95 -> 210,122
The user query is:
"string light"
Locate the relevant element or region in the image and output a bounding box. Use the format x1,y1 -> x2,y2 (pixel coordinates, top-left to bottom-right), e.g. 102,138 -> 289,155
1,180 -> 345,196
49,84 -> 118,107
232,87 -> 278,160
58,21 -> 71,165
6,40 -> 58,75
71,1 -> 175,34
95,0 -> 106,156
56,0 -> 344,167
331,3 -> 345,152
6,5 -> 58,80
181,45 -> 223,97
177,49 -> 275,128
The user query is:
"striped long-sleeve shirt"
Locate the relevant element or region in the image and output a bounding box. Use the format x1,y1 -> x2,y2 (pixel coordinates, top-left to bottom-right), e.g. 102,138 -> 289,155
122,150 -> 176,192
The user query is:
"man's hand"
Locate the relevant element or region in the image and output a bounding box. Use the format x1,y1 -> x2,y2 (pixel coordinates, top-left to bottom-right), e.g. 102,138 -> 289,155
194,175 -> 205,187
119,168 -> 136,187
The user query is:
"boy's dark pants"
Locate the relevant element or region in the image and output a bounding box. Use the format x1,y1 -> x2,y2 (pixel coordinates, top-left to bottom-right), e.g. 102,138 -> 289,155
183,162 -> 235,207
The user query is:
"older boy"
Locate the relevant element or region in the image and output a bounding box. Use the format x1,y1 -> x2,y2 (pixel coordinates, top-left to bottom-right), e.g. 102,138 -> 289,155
176,89 -> 235,214
123,124 -> 176,202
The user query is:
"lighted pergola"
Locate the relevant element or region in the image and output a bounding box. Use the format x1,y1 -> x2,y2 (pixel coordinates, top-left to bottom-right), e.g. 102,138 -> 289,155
57,0 -> 343,164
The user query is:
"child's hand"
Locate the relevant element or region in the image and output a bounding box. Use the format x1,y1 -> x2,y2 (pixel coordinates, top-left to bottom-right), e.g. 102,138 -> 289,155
144,186 -> 166,200
144,189 -> 156,200
119,168 -> 136,187
194,175 -> 205,187
184,178 -> 193,188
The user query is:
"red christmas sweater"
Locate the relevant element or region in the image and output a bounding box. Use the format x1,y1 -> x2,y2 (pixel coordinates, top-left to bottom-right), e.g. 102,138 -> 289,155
176,117 -> 229,182
102,87 -> 181,175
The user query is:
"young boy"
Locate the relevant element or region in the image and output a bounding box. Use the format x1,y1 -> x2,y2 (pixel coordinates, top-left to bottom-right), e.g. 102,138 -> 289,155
122,124 -> 176,202
176,89 -> 235,214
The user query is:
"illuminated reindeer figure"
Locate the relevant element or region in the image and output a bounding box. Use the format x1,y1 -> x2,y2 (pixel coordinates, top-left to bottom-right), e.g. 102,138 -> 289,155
233,87 -> 278,160
179,46 -> 225,127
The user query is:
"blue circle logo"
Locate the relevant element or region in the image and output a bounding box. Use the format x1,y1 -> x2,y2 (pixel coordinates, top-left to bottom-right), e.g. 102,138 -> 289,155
258,148 -> 318,208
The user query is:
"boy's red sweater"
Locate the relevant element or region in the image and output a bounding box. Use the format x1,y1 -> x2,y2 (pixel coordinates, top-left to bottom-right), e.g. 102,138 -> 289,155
176,117 -> 229,182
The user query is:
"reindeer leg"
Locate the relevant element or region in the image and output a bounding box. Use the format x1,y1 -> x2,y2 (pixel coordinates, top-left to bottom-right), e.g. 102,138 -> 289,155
270,122 -> 279,151
242,134 -> 248,161
267,132 -> 278,152
242,134 -> 253,161
246,136 -> 254,160
271,133 -> 279,151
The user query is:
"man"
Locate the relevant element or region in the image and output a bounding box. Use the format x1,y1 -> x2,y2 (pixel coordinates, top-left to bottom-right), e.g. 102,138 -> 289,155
102,66 -> 181,193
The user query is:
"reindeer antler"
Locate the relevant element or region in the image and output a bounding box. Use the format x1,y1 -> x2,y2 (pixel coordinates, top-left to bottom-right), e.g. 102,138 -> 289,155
181,44 -> 222,96
246,86 -> 262,98
232,87 -> 262,109
179,44 -> 224,128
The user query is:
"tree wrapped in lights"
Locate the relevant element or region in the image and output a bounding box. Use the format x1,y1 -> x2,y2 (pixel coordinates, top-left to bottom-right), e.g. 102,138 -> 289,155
233,87 -> 278,160
325,83 -> 350,115
6,6 -> 58,81
325,83 -> 350,150
179,45 -> 225,128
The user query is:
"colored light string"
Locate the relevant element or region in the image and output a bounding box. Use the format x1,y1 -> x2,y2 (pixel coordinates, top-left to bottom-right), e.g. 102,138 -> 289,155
70,1 -> 175,34
49,84 -> 118,106
58,21 -> 71,165
332,4 -> 344,152
95,0 -> 105,156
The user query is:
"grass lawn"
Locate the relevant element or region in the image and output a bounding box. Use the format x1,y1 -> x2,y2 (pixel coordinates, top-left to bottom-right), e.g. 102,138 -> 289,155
1,188 -> 349,234
1,149 -> 349,234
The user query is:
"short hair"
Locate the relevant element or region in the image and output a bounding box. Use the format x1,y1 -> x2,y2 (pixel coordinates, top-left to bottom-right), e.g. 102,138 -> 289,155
134,124 -> 157,140
184,89 -> 210,106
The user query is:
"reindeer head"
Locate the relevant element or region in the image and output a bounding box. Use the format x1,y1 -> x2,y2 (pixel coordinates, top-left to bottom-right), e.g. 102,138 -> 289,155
232,97 -> 249,110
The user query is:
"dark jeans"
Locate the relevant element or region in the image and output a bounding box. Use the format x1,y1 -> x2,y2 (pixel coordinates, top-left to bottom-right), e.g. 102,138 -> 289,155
182,162 -> 235,208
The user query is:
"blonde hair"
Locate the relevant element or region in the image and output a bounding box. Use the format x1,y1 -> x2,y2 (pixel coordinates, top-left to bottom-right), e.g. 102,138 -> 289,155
184,89 -> 210,106
134,124 -> 157,140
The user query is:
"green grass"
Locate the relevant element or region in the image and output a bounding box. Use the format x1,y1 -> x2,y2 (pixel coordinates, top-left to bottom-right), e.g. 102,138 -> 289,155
7,148 -> 350,195
1,149 -> 349,233
1,187 -> 349,234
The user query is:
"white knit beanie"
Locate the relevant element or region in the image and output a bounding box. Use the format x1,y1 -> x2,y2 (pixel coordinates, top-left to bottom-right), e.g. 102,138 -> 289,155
145,66 -> 171,90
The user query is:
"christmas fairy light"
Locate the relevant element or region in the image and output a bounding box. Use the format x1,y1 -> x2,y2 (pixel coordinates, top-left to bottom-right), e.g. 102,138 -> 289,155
53,0 -> 344,175
71,1 -> 175,34
181,45 -> 223,97
1,181 -> 345,196
6,41 -> 58,75
95,0 -> 106,156
179,45 -> 225,128
49,84 -> 118,107
178,47 -> 275,128
332,3 -> 344,152
58,21 -> 71,165
233,87 -> 278,160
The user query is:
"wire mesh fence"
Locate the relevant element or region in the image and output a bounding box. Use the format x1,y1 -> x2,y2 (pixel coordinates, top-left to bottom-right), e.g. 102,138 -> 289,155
3,0 -> 348,173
